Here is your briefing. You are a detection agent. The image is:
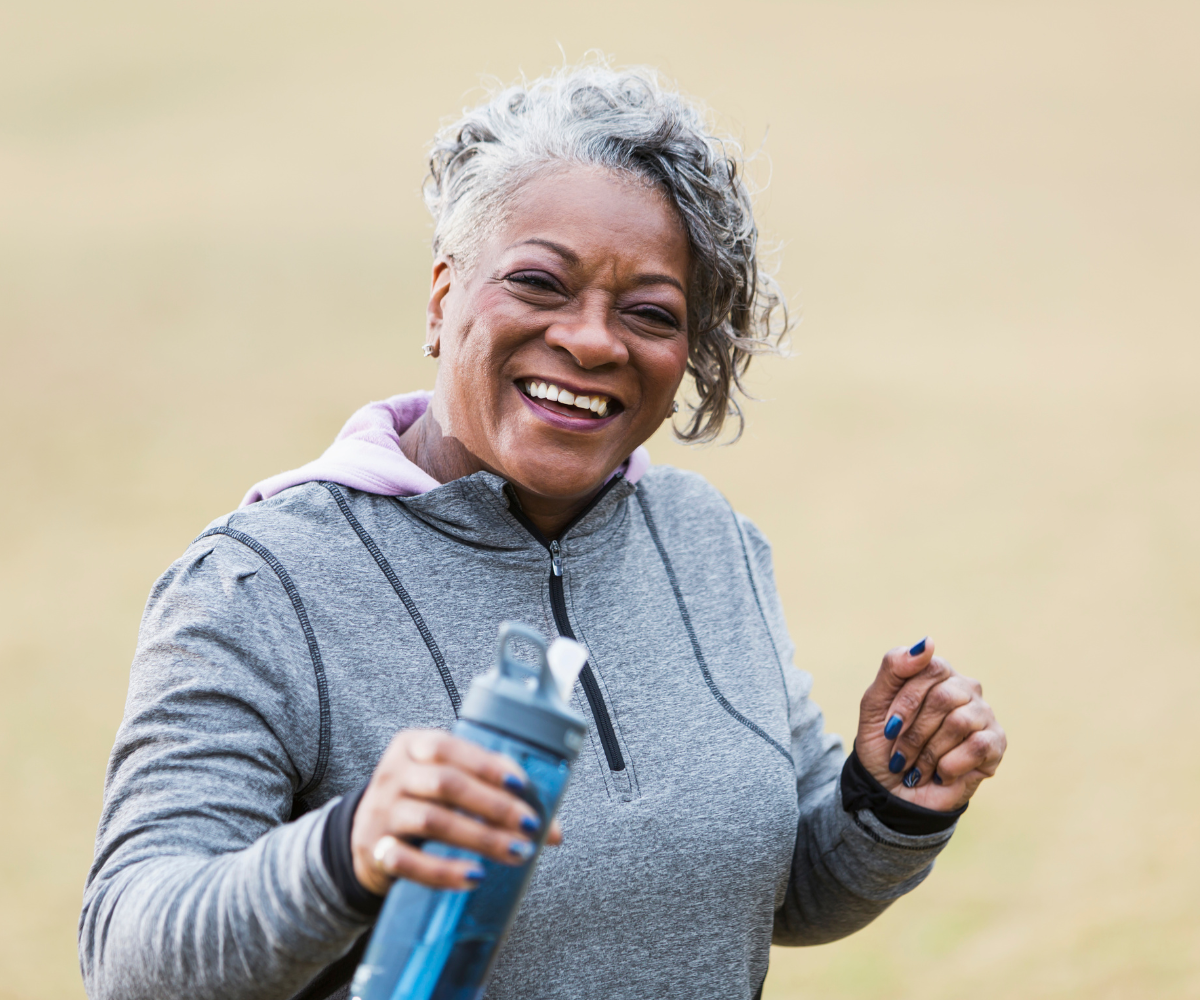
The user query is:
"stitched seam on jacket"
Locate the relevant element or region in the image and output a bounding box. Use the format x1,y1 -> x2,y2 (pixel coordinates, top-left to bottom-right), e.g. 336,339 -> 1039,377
196,526 -> 331,799
320,482 -> 461,716
728,503 -> 793,729
634,491 -> 793,765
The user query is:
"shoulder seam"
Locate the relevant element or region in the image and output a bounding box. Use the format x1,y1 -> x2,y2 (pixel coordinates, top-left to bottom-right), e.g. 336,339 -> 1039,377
728,504 -> 793,725
633,488 -> 793,766
194,526 -> 331,801
320,483 -> 461,716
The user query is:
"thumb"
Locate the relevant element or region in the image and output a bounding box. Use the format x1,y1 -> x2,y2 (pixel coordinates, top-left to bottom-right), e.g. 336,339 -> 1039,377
859,637 -> 934,726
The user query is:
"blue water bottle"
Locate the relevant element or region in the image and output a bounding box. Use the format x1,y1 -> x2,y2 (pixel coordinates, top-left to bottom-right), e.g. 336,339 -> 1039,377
349,622 -> 589,1000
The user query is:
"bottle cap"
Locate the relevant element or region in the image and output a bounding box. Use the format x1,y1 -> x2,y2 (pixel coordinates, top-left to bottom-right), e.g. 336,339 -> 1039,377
460,622 -> 589,762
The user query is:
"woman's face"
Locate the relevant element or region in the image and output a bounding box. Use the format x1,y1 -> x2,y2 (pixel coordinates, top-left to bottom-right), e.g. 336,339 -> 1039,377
426,166 -> 691,504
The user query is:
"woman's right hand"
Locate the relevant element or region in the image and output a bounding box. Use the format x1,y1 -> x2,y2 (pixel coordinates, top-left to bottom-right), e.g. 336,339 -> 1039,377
351,729 -> 562,895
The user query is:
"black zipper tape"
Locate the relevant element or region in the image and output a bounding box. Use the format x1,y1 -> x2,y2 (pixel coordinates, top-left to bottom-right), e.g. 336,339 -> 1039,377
548,569 -> 626,771
505,481 -> 627,772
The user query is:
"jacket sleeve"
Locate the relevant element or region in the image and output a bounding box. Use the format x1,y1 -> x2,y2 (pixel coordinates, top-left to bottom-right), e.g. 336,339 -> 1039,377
735,515 -> 957,946
79,534 -> 370,1000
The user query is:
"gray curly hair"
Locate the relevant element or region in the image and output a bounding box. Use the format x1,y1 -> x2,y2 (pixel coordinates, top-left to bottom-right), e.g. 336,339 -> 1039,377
424,60 -> 787,443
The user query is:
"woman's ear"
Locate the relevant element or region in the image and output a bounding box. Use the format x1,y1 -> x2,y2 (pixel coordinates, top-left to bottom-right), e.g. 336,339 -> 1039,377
426,258 -> 454,349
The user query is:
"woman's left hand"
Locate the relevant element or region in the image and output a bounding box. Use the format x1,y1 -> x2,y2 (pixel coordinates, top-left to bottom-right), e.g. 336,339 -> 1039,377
855,638 -> 1006,812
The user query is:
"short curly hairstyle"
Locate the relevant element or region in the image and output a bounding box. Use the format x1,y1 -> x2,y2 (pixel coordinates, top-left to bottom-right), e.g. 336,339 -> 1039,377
424,59 -> 787,443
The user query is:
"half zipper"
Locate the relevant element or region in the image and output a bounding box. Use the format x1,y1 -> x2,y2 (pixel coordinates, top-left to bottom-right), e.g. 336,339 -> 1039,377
505,481 -> 627,772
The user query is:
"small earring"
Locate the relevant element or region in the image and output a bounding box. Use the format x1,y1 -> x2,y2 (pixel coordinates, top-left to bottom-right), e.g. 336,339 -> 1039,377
671,400 -> 680,414
422,344 -> 435,358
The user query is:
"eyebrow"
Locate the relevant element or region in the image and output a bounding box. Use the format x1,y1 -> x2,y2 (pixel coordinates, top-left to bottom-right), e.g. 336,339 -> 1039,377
507,238 -> 580,265
506,238 -> 686,294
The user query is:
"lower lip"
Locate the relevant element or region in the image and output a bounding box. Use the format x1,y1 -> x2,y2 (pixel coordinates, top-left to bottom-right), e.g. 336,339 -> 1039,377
517,390 -> 620,432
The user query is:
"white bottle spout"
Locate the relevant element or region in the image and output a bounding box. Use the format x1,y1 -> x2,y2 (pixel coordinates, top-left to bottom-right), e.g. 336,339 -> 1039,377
546,637 -> 588,702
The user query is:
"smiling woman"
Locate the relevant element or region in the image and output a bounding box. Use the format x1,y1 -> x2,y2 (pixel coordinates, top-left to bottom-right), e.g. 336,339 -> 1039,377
405,167 -> 695,535
79,61 -> 1005,1000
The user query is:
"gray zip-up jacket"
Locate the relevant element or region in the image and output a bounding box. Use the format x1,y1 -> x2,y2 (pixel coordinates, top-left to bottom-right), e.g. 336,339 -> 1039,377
80,466 -> 956,1000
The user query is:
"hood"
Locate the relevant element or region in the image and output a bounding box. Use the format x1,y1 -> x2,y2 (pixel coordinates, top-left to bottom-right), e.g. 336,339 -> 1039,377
241,390 -> 651,507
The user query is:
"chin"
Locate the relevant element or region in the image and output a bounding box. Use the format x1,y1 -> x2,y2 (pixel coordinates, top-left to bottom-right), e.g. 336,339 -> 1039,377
501,447 -> 623,502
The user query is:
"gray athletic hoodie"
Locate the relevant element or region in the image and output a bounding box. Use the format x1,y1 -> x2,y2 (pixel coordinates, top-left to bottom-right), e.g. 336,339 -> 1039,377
80,465 -> 957,1000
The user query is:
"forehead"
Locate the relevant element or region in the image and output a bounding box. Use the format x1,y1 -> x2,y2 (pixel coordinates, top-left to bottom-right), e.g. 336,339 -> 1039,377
495,166 -> 690,280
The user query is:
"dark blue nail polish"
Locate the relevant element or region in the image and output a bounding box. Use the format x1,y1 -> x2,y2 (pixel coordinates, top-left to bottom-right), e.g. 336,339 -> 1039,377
520,815 -> 541,835
884,714 -> 903,740
909,638 -> 927,656
932,772 -> 943,785
503,774 -> 527,794
903,767 -> 921,788
889,751 -> 906,774
509,840 -> 535,861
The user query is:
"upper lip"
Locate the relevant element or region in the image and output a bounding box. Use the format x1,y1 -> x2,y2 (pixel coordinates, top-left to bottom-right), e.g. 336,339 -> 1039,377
516,377 -> 623,408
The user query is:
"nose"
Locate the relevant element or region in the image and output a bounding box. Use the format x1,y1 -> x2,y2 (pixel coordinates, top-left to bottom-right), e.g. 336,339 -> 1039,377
544,304 -> 629,370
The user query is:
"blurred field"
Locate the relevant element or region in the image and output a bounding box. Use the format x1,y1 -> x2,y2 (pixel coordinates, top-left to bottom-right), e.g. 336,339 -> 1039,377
1,1 -> 1197,998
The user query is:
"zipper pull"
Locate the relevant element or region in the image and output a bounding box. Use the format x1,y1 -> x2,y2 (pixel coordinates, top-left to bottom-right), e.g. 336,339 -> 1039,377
549,540 -> 563,576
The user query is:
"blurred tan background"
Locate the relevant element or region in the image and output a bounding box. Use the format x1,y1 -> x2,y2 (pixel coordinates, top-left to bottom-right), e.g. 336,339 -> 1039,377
1,1 -> 1197,997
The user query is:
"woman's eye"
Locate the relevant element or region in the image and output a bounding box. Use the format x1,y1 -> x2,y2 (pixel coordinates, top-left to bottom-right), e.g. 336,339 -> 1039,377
630,307 -> 680,329
507,273 -> 562,294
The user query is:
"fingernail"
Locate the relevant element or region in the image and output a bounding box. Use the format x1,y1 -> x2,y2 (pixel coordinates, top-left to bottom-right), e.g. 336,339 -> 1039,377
509,840 -> 535,861
465,866 -> 486,885
884,715 -> 903,740
889,752 -> 906,774
932,772 -> 943,785
520,815 -> 541,835
909,638 -> 927,656
903,767 -> 921,788
503,774 -> 527,794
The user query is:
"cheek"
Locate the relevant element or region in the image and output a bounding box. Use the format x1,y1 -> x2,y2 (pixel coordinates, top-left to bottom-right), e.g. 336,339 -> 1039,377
637,335 -> 690,404
449,291 -> 530,368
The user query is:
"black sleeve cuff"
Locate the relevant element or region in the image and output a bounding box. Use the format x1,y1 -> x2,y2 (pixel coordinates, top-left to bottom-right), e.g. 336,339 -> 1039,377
320,781 -> 385,918
840,747 -> 967,836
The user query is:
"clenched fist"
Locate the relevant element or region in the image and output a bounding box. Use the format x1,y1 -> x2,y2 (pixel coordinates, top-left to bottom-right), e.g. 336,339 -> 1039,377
855,638 -> 1006,812
352,730 -> 563,895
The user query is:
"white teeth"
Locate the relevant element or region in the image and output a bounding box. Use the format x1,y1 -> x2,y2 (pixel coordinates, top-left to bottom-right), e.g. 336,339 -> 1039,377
521,380 -> 613,416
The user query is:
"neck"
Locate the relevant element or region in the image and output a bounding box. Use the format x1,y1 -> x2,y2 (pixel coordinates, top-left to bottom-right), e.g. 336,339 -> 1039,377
508,487 -> 597,541
398,408 -> 599,540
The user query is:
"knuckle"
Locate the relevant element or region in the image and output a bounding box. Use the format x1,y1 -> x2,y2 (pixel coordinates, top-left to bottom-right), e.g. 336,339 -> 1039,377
430,768 -> 458,798
941,712 -> 968,741
411,803 -> 441,835
927,684 -> 955,713
966,731 -> 992,758
430,732 -> 458,758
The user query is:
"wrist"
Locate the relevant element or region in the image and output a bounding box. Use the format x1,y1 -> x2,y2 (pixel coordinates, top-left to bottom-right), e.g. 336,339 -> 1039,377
320,782 -> 385,918
840,746 -> 966,836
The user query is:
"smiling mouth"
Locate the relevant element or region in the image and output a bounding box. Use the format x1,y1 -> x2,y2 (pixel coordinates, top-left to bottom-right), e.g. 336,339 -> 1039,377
518,379 -> 619,419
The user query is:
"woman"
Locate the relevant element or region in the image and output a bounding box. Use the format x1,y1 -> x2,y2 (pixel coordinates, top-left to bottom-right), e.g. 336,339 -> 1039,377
81,64 -> 1005,1000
